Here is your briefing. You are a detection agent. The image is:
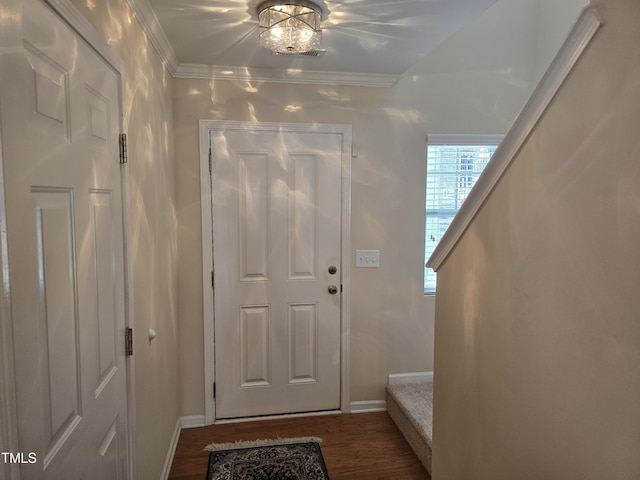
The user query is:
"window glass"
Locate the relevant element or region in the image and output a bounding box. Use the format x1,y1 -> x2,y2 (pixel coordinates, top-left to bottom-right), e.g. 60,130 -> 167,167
424,142 -> 499,293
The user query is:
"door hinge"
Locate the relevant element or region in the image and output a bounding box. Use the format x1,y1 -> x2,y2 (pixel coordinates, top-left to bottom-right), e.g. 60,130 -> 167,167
211,271 -> 214,289
213,382 -> 216,398
208,146 -> 212,173
125,328 -> 133,356
119,133 -> 128,164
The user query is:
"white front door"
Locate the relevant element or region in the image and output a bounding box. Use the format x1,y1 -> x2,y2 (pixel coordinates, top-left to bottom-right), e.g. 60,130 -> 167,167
212,126 -> 343,419
1,0 -> 129,478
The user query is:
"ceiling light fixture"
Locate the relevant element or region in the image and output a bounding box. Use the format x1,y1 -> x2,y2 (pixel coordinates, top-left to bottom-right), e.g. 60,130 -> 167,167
257,0 -> 323,55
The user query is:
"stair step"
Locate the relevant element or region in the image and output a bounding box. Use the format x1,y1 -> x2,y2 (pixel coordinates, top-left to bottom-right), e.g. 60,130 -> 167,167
386,381 -> 433,474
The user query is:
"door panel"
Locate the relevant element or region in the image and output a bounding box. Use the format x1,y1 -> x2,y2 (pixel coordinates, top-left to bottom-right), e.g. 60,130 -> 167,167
213,129 -> 342,419
238,153 -> 270,281
240,305 -> 271,387
1,0 -> 129,477
90,189 -> 119,397
32,187 -> 82,462
24,42 -> 71,140
289,154 -> 318,279
97,420 -> 120,480
289,303 -> 318,383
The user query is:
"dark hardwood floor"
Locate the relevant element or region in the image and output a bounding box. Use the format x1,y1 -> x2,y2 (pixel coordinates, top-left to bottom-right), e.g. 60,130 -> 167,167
168,411 -> 430,479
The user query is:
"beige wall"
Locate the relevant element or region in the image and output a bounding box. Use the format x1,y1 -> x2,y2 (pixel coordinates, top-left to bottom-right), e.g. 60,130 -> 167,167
175,81 -> 438,411
0,0 -> 589,477
174,0 -> 583,415
63,0 -> 588,472
432,0 -> 640,478
69,1 -> 179,479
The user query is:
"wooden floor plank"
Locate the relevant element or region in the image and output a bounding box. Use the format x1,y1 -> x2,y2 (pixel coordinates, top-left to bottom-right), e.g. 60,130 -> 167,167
168,411 -> 430,479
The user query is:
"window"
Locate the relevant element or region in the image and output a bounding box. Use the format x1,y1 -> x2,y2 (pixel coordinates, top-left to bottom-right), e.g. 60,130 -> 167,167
424,135 -> 501,293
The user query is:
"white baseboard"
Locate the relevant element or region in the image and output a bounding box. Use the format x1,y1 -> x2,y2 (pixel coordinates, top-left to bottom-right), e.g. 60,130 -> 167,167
160,418 -> 181,480
180,414 -> 206,429
387,372 -> 433,385
349,400 -> 386,413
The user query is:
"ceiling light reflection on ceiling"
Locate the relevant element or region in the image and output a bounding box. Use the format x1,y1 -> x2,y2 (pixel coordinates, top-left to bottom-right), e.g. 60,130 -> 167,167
257,0 -> 323,54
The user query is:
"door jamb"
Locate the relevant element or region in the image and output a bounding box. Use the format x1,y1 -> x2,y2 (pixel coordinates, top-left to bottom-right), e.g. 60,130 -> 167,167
0,1 -> 137,478
199,120 -> 352,425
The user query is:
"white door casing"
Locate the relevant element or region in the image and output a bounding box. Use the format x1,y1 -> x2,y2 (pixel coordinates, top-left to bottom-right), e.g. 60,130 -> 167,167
200,121 -> 352,423
0,0 -> 131,478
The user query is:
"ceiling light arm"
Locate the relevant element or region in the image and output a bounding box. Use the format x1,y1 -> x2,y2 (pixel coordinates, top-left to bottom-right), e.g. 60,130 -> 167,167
267,14 -> 317,31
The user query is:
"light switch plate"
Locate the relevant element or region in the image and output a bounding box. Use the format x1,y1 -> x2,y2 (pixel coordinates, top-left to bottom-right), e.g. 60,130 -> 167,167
356,250 -> 380,268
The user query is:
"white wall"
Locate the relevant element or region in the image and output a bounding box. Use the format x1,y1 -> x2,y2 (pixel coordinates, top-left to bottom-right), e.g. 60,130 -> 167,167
533,0 -> 589,83
174,0 -> 583,415
398,0 -> 538,132
431,0 -> 640,478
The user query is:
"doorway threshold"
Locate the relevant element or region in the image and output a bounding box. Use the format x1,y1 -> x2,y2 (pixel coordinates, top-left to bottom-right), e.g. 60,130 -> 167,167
214,409 -> 342,425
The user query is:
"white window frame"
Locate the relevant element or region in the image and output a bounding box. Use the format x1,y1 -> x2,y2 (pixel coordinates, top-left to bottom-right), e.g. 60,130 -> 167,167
424,134 -> 503,294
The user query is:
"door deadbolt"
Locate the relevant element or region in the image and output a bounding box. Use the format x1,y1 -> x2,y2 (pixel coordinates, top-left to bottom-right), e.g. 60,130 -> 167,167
328,284 -> 338,295
328,265 -> 337,275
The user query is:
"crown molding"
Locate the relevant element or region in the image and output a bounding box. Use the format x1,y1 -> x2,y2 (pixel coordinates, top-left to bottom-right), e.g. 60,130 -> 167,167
174,63 -> 399,87
427,7 -> 602,272
126,0 -> 179,74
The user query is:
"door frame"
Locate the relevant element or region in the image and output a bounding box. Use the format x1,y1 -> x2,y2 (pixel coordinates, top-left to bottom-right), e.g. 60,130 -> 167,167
0,1 -> 136,478
199,120 -> 352,424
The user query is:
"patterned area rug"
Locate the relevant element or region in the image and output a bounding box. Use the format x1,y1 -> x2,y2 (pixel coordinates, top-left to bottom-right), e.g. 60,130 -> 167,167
204,437 -> 330,480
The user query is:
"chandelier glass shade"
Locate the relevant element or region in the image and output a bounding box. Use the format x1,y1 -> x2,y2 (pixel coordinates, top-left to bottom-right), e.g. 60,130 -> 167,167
258,0 -> 322,54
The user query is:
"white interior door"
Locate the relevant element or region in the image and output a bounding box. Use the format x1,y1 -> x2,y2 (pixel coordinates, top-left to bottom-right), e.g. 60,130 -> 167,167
212,127 -> 343,419
1,0 -> 129,478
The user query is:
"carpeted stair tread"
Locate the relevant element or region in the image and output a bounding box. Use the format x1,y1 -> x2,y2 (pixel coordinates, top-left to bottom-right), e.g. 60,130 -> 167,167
387,382 -> 433,445
386,382 -> 433,473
